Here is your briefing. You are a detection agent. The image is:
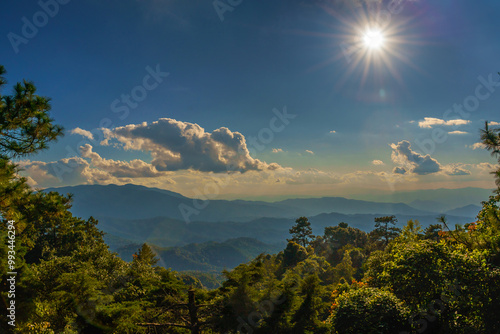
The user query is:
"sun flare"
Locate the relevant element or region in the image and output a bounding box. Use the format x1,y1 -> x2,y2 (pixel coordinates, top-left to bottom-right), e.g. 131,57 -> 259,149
363,29 -> 384,49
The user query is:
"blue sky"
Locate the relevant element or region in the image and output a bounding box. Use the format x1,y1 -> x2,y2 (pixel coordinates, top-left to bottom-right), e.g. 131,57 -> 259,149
1,0 -> 499,199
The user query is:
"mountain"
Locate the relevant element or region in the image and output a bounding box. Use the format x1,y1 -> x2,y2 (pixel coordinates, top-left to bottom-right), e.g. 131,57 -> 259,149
114,237 -> 283,272
408,200 -> 449,213
274,197 -> 431,216
45,184 -> 438,224
97,211 -> 474,249
445,204 -> 482,219
42,183 -> 482,273
354,187 -> 493,212
45,184 -> 301,222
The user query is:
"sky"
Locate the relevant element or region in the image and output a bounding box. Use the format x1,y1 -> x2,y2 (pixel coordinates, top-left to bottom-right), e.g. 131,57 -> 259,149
1,0 -> 499,200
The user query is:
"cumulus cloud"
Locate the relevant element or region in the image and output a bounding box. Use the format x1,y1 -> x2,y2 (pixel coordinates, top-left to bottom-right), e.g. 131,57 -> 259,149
17,148 -> 176,188
489,121 -> 500,126
101,118 -> 281,173
448,130 -> 468,135
390,140 -> 442,175
305,150 -> 314,155
71,127 -> 94,140
442,164 -> 471,176
329,130 -> 337,134
390,140 -> 472,176
80,144 -> 162,178
418,117 -> 470,128
474,162 -> 496,173
372,160 -> 385,166
272,148 -> 283,153
18,157 -> 93,187
470,142 -> 486,150
393,166 -> 407,174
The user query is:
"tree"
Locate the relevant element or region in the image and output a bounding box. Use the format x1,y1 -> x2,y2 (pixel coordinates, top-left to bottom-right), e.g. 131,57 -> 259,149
372,215 -> 401,246
288,217 -> 314,247
333,251 -> 355,284
292,274 -> 329,333
324,223 -> 368,249
133,243 -> 159,266
282,241 -> 308,268
480,121 -> 500,186
0,65 -> 63,158
424,223 -> 443,241
328,286 -> 410,334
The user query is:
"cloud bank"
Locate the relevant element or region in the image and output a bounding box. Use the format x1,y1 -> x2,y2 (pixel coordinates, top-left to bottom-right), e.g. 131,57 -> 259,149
390,140 -> 471,176
418,117 -> 470,128
102,118 -> 281,173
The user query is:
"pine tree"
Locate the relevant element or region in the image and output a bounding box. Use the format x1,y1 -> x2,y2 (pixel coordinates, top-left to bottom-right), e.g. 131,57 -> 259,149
288,217 -> 314,247
0,65 -> 63,158
373,215 -> 401,246
133,243 -> 159,266
480,121 -> 500,187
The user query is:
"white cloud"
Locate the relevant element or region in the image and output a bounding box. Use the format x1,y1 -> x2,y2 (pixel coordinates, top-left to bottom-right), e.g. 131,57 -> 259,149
272,148 -> 283,153
418,117 -> 470,128
448,130 -> 468,135
71,127 -> 94,140
489,121 -> 500,126
329,130 -> 337,134
17,150 -> 175,189
442,164 -> 472,176
305,150 -> 314,155
80,144 -> 162,178
391,140 -> 442,175
470,142 -> 486,150
390,140 -> 472,176
18,157 -> 94,187
474,162 -> 496,173
101,118 -> 281,173
372,160 -> 385,165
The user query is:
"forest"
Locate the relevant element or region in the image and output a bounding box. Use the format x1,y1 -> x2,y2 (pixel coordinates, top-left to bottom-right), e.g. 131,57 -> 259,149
1,65 -> 500,334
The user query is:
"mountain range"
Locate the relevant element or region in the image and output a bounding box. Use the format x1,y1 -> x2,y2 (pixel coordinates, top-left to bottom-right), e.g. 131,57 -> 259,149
46,184 -> 487,223
43,184 -> 490,272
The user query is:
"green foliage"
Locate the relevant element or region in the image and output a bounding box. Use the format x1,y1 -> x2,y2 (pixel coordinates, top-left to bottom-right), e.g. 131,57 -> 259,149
329,286 -> 410,334
372,215 -> 401,246
367,240 -> 453,309
480,121 -> 500,186
324,222 -> 368,250
292,274 -> 329,333
282,240 -> 308,269
424,223 -> 442,241
133,243 -> 159,266
333,251 -> 355,283
288,216 -> 314,247
0,65 -> 63,158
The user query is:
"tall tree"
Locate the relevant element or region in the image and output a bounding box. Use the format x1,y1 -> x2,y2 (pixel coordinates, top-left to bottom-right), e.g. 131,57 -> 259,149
480,121 -> 500,187
288,217 -> 314,247
292,274 -> 328,333
133,243 -> 159,266
0,65 -> 63,158
324,222 -> 368,249
372,215 -> 401,246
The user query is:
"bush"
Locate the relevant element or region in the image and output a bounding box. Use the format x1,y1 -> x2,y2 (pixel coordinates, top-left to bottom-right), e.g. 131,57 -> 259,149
329,286 -> 410,334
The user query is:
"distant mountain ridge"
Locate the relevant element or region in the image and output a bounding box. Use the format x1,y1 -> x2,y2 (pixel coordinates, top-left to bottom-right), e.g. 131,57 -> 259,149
356,187 -> 493,212
113,237 -> 284,272
46,183 -> 445,223
445,204 -> 482,218
97,211 -> 475,249
41,183 -> 485,274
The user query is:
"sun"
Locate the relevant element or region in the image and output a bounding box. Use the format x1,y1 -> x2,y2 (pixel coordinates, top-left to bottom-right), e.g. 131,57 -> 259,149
363,29 -> 385,49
